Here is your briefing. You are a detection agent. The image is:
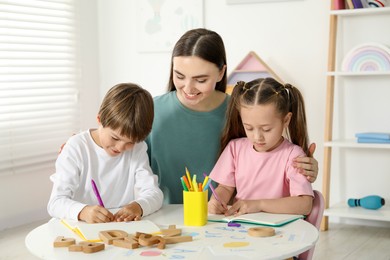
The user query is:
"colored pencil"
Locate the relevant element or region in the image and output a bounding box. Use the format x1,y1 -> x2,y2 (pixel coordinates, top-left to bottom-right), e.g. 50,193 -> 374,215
180,177 -> 188,191
182,175 -> 191,191
185,167 -> 192,190
192,174 -> 198,192
203,173 -> 226,209
202,173 -> 209,190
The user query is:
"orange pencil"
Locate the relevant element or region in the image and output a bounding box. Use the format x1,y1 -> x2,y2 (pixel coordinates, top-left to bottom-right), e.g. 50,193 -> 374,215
185,167 -> 192,191
198,182 -> 202,191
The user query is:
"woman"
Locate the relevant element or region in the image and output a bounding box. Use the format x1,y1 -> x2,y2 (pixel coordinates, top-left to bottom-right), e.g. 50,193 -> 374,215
146,28 -> 318,204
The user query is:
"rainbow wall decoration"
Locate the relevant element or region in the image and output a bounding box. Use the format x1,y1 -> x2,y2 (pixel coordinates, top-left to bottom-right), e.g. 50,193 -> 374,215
367,0 -> 388,7
342,43 -> 390,72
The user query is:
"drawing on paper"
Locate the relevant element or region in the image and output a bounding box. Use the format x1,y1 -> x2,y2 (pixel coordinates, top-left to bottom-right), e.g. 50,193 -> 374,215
223,241 -> 250,248
136,0 -> 203,52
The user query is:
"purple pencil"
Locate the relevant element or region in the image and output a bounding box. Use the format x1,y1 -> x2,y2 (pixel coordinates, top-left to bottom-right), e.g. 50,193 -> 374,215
203,173 -> 226,209
91,179 -> 105,207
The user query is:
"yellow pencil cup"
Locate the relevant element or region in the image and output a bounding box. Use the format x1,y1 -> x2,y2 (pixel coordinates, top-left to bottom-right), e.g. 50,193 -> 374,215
183,190 -> 208,226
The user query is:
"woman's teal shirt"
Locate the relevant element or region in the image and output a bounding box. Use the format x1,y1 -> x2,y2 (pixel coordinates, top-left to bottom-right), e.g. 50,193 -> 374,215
146,91 -> 229,204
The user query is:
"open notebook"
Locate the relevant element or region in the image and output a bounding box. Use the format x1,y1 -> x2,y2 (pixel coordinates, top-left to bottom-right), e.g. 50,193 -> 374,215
208,212 -> 304,227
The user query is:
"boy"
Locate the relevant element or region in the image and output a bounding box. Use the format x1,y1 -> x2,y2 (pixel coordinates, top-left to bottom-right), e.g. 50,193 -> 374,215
47,83 -> 163,223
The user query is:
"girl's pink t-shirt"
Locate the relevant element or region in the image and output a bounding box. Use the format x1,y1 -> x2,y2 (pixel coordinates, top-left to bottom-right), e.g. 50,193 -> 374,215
210,138 -> 314,201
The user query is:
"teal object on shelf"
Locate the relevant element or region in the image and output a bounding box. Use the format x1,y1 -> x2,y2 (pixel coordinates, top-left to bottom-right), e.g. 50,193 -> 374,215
348,195 -> 385,210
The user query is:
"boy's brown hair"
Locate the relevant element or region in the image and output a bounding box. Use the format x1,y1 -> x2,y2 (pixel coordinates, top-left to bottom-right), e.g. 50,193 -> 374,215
98,83 -> 154,142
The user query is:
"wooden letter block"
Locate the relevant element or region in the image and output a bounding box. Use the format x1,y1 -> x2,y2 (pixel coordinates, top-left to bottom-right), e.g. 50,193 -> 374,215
68,242 -> 105,253
53,236 -> 76,247
68,244 -> 83,252
137,233 -> 153,246
161,225 -> 181,237
164,235 -> 193,244
135,231 -> 147,239
138,233 -> 166,249
113,235 -> 139,249
80,242 -> 105,253
99,230 -> 128,245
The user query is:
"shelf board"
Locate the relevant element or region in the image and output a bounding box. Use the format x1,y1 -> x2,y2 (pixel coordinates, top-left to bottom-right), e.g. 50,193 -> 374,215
324,139 -> 390,149
331,7 -> 390,16
325,202 -> 390,222
327,71 -> 390,76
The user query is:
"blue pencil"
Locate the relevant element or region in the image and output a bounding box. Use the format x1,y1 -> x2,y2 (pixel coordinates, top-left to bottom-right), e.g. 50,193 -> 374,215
203,178 -> 212,191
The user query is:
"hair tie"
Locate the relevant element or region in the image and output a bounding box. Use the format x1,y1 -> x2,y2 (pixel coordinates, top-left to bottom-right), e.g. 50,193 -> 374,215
283,84 -> 291,99
237,81 -> 250,91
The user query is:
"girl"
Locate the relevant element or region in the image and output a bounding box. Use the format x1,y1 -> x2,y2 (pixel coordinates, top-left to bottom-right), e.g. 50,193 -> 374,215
208,78 -> 313,216
146,28 -> 318,204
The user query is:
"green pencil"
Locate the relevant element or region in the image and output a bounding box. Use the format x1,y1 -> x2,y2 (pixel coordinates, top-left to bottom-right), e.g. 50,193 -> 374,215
180,177 -> 188,191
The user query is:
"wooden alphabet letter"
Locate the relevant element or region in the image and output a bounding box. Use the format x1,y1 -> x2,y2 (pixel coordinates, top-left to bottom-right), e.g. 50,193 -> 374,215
53,236 -> 76,247
113,235 -> 139,249
99,230 -> 128,244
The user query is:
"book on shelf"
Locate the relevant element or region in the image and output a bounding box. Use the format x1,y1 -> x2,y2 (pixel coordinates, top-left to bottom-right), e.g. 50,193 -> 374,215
357,138 -> 390,144
352,0 -> 364,8
355,132 -> 390,140
208,212 -> 304,227
345,0 -> 355,9
334,0 -> 346,9
361,0 -> 370,8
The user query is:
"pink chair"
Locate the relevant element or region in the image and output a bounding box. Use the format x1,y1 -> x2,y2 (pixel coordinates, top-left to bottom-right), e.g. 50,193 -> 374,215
298,190 -> 325,260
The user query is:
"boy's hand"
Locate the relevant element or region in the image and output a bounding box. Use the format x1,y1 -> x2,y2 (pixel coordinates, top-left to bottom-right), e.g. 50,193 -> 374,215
78,205 -> 114,223
113,202 -> 143,222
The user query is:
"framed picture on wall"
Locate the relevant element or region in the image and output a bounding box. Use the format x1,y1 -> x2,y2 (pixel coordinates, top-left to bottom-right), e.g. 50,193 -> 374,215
136,0 -> 204,53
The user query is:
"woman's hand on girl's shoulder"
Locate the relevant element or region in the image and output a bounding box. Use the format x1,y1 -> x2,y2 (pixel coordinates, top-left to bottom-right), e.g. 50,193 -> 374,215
293,143 -> 318,183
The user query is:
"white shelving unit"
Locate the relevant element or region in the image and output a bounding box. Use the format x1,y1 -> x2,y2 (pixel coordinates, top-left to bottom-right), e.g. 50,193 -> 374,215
321,4 -> 390,231
325,202 -> 390,222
